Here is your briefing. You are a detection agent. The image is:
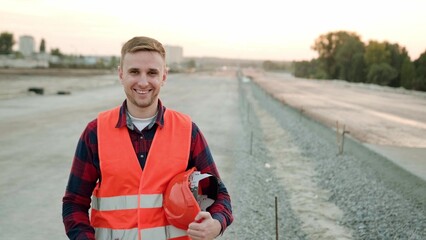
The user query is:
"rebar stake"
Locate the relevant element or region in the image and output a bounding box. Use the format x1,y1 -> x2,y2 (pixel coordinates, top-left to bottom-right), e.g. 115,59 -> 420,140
337,123 -> 350,155
336,121 -> 340,147
275,196 -> 279,240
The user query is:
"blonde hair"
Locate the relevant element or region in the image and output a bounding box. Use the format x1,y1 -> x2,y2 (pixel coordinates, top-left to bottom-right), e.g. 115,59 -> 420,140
120,36 -> 166,67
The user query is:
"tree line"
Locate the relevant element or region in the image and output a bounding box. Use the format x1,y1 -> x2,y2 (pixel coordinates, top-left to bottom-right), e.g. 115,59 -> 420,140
0,31 -> 72,57
0,31 -> 119,69
293,31 -> 426,91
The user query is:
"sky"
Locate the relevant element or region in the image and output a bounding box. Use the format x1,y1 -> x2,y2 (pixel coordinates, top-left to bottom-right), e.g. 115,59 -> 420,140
1,0 -> 425,61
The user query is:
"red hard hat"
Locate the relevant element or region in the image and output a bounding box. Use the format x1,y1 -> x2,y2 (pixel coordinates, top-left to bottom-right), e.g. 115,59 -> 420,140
163,167 -> 218,230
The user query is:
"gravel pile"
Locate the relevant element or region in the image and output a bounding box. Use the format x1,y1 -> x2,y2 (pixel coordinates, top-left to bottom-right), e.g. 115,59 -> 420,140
222,78 -> 426,239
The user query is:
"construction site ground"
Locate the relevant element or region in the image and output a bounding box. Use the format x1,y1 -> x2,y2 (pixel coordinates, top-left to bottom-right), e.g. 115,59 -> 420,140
0,69 -> 425,239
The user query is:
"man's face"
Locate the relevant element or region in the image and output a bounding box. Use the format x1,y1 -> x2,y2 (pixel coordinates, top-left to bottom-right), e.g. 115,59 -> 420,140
118,51 -> 167,117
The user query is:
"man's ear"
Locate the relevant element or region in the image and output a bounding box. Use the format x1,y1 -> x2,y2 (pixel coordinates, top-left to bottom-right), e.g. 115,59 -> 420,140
118,65 -> 123,84
162,67 -> 168,85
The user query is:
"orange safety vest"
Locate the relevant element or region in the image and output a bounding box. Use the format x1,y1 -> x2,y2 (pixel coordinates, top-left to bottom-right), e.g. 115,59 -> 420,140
91,106 -> 192,240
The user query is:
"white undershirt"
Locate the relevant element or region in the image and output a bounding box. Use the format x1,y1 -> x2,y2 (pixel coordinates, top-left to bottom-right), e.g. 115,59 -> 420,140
128,113 -> 157,131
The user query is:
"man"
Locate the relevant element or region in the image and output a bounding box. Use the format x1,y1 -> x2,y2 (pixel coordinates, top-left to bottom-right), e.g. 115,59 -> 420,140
62,36 -> 233,240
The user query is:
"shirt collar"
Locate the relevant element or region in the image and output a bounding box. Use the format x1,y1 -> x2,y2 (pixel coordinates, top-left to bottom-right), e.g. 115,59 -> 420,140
116,99 -> 165,130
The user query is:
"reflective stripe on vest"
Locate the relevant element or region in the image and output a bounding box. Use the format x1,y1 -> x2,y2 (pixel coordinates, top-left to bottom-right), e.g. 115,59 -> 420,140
92,106 -> 192,240
92,194 -> 163,211
95,225 -> 187,240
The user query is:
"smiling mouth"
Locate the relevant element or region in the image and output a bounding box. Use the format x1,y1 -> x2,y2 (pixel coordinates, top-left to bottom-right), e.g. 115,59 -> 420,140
135,89 -> 150,94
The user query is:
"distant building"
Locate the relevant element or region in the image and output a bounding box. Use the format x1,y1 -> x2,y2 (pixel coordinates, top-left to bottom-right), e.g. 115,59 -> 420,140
164,45 -> 183,70
19,35 -> 35,57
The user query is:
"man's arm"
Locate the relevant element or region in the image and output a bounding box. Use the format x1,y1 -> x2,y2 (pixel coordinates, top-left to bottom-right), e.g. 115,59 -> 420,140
188,123 -> 234,234
62,121 -> 99,240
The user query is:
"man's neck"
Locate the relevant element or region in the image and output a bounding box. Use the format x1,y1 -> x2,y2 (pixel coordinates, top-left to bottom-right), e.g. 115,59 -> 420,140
126,101 -> 158,119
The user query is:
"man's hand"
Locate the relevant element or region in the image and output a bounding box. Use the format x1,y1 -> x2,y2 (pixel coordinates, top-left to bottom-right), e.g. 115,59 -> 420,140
187,211 -> 221,240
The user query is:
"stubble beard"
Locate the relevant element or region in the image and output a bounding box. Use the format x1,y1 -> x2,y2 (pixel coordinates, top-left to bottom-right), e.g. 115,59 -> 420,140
128,91 -> 158,110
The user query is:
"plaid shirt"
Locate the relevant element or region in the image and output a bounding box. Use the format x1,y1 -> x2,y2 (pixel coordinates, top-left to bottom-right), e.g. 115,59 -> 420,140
62,100 -> 233,240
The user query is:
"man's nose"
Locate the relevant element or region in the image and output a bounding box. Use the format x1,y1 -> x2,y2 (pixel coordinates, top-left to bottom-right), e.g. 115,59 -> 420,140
137,74 -> 149,86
